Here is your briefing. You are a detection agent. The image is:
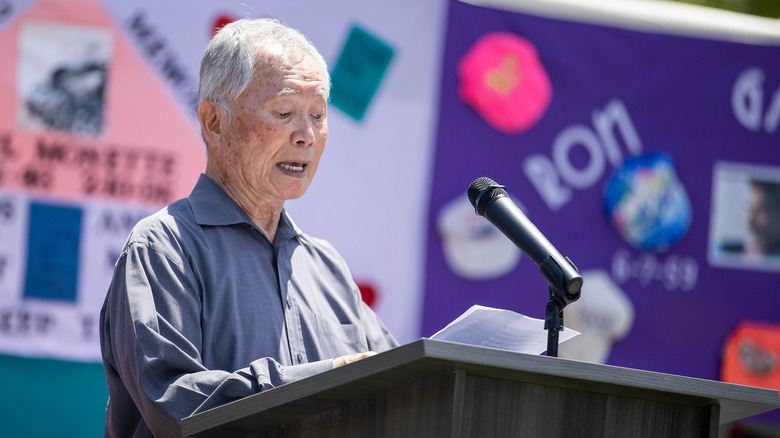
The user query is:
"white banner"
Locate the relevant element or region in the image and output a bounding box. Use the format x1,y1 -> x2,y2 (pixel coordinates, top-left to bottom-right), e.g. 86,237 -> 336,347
0,0 -> 448,360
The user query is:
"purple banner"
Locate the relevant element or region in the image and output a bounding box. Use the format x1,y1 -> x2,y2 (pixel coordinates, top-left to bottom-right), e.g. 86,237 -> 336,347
422,0 -> 780,401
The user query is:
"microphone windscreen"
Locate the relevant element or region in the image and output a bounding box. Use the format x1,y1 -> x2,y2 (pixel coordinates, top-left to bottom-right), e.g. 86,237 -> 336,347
468,177 -> 508,215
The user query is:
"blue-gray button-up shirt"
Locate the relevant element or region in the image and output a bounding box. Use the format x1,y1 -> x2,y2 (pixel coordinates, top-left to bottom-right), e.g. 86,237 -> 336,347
100,174 -> 398,437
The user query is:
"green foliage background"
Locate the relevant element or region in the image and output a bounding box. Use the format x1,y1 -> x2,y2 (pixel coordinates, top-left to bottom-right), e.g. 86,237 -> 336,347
671,0 -> 780,18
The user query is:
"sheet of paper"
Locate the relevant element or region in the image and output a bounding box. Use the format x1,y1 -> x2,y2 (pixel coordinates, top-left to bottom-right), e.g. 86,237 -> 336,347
430,305 -> 580,355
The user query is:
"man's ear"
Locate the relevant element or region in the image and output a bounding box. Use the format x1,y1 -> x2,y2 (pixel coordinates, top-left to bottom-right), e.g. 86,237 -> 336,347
197,101 -> 224,147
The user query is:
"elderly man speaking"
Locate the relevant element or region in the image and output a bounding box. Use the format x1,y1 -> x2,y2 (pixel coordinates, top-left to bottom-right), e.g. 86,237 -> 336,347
99,18 -> 398,437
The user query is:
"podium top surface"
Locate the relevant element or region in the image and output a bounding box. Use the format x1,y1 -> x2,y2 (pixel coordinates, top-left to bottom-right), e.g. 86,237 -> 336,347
182,339 -> 780,437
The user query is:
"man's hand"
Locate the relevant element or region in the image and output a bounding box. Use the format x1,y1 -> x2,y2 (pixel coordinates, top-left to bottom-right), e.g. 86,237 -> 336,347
332,351 -> 377,368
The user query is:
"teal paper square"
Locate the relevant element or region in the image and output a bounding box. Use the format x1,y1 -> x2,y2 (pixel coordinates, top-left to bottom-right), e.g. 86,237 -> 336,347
330,25 -> 394,121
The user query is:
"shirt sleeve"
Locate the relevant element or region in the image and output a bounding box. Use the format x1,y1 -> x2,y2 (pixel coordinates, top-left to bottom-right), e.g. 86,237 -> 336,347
100,241 -> 333,437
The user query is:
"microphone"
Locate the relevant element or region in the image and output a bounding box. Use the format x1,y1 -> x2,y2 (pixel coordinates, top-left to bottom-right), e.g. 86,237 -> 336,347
467,177 -> 582,304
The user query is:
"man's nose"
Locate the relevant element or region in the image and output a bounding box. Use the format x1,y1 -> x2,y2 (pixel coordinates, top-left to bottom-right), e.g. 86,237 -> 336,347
292,115 -> 316,146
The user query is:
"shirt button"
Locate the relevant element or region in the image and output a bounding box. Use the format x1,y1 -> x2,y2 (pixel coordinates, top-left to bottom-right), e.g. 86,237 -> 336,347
297,353 -> 303,363
286,298 -> 292,309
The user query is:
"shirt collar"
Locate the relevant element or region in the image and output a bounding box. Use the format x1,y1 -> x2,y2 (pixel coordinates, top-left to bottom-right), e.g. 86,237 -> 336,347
188,174 -> 303,239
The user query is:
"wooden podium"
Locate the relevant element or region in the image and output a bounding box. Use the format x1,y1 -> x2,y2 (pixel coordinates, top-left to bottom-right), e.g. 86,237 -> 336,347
182,339 -> 779,437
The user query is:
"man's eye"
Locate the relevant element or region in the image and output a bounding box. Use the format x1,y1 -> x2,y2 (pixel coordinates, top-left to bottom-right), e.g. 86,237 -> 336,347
278,112 -> 291,117
312,114 -> 323,120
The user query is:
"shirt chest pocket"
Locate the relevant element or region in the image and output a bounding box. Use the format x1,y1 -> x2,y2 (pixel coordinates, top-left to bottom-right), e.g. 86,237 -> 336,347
315,314 -> 369,359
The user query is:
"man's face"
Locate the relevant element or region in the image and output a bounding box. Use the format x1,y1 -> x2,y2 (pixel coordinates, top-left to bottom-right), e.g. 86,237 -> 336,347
218,50 -> 328,205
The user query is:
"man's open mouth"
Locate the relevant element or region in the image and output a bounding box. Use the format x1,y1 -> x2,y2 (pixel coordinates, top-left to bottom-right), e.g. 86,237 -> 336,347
278,162 -> 306,172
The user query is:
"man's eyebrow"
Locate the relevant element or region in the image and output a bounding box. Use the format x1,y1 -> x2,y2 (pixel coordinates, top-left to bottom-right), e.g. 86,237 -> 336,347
274,87 -> 328,98
276,87 -> 300,97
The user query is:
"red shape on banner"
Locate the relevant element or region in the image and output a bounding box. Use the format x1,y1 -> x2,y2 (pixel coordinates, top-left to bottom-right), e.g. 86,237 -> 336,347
721,321 -> 780,391
356,281 -> 378,308
211,14 -> 237,37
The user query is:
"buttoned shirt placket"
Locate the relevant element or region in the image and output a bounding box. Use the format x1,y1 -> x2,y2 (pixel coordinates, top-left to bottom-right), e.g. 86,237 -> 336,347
274,223 -> 308,366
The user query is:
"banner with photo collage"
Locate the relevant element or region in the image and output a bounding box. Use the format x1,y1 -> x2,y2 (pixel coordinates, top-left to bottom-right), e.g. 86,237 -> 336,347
422,0 -> 780,408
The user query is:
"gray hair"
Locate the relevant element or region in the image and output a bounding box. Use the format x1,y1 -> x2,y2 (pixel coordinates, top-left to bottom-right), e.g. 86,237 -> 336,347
198,18 -> 330,121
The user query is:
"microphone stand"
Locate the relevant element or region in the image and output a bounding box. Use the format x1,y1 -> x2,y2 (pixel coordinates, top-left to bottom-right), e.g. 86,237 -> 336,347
539,256 -> 582,358
544,286 -> 565,357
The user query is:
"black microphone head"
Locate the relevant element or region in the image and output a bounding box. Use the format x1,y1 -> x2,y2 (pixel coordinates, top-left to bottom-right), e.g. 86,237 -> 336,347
468,177 -> 508,215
